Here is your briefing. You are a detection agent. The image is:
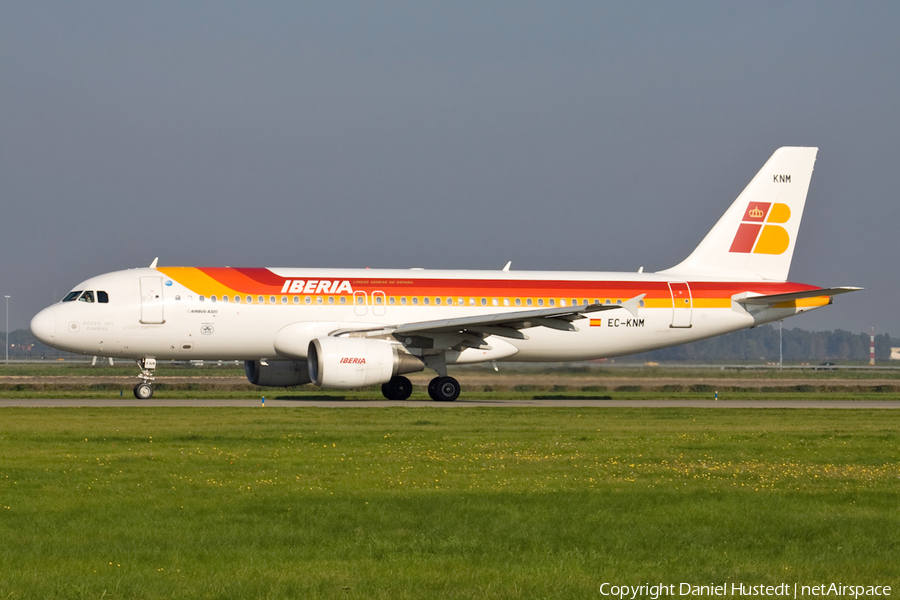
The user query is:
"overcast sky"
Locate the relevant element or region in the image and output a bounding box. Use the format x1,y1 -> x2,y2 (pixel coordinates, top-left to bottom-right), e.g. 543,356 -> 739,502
2,2 -> 898,335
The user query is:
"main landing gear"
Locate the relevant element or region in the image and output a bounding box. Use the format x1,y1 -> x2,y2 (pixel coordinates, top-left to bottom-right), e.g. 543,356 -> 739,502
133,357 -> 157,399
427,376 -> 460,402
381,376 -> 413,400
378,375 -> 461,401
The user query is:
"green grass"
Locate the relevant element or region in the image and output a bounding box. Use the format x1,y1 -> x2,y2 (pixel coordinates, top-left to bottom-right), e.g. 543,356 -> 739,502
1,388 -> 898,400
1,408 -> 898,599
2,362 -> 899,380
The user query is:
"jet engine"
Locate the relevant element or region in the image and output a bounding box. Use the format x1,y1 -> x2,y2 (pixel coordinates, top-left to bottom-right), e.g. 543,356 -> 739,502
244,360 -> 311,387
308,337 -> 424,388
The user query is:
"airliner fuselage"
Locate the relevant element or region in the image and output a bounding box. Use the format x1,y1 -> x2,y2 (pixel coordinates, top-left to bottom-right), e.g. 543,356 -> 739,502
32,266 -> 826,363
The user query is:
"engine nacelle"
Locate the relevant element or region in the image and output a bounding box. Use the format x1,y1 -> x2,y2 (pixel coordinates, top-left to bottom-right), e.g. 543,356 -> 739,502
307,337 -> 424,389
244,360 -> 311,387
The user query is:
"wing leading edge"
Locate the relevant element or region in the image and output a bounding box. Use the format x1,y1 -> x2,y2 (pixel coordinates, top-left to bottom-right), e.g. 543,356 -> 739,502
333,294 -> 647,342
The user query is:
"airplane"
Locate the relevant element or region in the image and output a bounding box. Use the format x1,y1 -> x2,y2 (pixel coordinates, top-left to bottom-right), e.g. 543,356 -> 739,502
30,147 -> 860,401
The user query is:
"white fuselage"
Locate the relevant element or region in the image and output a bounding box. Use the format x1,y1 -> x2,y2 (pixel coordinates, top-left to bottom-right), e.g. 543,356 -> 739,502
30,266 -> 825,364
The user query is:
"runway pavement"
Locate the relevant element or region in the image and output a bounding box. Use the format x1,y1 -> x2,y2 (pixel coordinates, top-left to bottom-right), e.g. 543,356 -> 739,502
2,398 -> 900,408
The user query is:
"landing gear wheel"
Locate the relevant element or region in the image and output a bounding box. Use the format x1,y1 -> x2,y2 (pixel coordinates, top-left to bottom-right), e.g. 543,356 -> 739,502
381,376 -> 413,400
134,382 -> 154,400
428,376 -> 460,402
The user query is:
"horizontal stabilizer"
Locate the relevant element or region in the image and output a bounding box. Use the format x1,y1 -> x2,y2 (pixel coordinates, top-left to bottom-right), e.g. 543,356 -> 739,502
734,287 -> 863,305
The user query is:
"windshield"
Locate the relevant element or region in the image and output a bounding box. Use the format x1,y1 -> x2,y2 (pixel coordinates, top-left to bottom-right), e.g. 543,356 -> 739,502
62,290 -> 110,303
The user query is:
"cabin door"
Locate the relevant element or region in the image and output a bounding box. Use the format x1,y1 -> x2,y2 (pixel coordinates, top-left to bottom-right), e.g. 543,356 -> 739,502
140,277 -> 165,324
668,282 -> 692,328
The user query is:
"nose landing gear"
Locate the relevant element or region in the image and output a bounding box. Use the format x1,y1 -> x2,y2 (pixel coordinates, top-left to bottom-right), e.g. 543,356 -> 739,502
133,357 -> 157,399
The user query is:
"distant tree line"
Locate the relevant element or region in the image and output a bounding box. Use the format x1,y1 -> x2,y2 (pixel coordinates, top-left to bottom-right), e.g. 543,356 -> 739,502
1,326 -> 899,364
632,325 -> 898,363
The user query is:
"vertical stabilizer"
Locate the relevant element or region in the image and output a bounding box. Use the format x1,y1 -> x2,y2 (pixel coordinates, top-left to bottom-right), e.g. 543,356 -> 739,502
660,147 -> 818,281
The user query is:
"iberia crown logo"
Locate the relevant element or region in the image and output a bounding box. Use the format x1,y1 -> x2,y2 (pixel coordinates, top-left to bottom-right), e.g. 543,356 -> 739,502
729,202 -> 792,255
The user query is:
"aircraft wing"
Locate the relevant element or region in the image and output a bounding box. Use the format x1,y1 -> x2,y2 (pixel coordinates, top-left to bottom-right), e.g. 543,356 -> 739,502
734,286 -> 863,305
334,294 -> 646,341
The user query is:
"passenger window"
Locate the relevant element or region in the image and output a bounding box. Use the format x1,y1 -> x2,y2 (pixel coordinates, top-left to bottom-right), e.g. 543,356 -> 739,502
175,295 -> 181,302
269,296 -> 276,304
281,296 -> 287,304
458,298 -> 464,306
340,297 -> 346,305
503,298 -> 510,306
515,298 -> 521,306
293,296 -> 300,304
412,297 -> 418,305
527,298 -> 533,306
221,296 -> 228,304
376,296 -> 384,305
480,298 -> 487,306
98,291 -> 109,303
199,296 -> 205,302
328,297 -> 334,305
400,297 -> 407,305
434,297 -> 441,305
211,296 -> 217,303
423,297 -> 430,305
258,296 -> 264,304
389,297 -> 396,305
234,296 -> 240,304
63,291 -> 82,302
538,299 -> 544,306
316,296 -> 323,305
79,291 -> 94,303
305,297 -> 311,305
246,296 -> 252,304
549,299 -> 555,307
491,298 -> 498,306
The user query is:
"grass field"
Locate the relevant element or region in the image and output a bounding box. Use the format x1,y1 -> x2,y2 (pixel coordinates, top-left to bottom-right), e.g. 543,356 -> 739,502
3,362 -> 900,379
1,408 -> 898,599
2,362 -> 900,401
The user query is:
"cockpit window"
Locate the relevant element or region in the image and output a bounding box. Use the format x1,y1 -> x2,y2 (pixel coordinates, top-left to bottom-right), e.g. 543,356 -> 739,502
78,291 -> 95,303
63,291 -> 82,302
97,291 -> 109,303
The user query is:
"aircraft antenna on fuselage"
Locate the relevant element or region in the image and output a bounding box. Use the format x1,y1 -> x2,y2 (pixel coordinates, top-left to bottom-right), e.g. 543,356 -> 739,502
149,257 -> 159,268
502,261 -> 512,272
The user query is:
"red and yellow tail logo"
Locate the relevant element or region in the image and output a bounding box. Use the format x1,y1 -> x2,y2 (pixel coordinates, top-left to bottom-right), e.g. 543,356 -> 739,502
729,202 -> 791,255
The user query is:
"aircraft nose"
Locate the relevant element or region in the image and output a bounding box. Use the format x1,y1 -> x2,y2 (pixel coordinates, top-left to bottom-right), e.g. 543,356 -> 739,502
30,308 -> 56,345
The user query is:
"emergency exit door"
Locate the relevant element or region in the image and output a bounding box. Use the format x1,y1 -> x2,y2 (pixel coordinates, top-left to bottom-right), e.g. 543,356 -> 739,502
668,282 -> 692,328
